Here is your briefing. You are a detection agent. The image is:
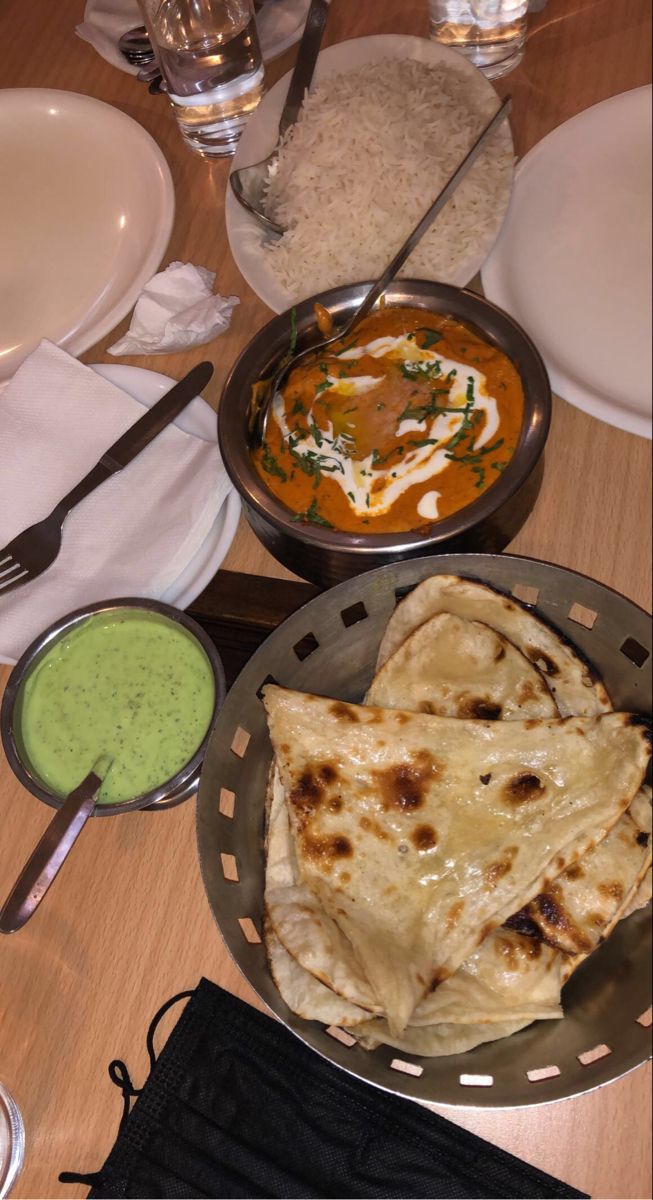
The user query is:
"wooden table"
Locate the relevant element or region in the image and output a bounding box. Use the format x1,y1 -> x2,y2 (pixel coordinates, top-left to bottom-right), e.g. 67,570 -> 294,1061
1,1 -> 651,1196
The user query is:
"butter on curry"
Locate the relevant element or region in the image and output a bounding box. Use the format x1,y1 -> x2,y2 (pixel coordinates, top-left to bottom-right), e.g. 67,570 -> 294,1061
253,307 -> 524,534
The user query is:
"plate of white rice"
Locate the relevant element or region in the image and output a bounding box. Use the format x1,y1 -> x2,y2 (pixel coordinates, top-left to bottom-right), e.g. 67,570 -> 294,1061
226,35 -> 515,313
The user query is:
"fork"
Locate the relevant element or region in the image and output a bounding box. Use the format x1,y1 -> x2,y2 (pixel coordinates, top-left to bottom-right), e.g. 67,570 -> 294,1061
0,361 -> 213,597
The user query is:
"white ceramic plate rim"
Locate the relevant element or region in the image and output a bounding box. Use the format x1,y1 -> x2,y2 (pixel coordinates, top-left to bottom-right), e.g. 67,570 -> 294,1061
0,89 -> 175,384
0,365 -> 240,667
481,86 -> 652,440
226,34 -> 514,313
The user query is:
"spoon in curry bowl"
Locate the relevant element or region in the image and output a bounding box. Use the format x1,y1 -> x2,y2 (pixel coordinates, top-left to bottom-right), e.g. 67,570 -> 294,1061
247,95 -> 512,448
230,0 -> 331,236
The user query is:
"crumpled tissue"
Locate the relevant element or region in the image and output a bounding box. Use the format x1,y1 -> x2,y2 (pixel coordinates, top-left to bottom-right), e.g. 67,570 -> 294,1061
108,262 -> 240,356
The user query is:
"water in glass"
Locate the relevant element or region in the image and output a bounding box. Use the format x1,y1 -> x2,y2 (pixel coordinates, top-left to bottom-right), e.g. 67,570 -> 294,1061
428,0 -> 528,79
140,0 -> 264,156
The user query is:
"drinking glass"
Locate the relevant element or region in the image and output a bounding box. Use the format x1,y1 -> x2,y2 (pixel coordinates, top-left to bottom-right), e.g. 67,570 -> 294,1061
0,1082 -> 24,1198
138,0 -> 265,157
428,0 -> 528,79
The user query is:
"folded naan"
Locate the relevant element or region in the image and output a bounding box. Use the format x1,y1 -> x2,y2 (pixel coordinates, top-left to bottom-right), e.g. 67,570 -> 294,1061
264,686 -> 650,1034
366,612 -> 558,720
511,785 -> 652,954
266,765 -> 563,1025
377,575 -> 612,717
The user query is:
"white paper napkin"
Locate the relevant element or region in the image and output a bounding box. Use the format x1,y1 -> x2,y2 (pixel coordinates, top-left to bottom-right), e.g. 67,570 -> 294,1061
108,262 -> 239,356
0,342 -> 233,663
75,0 -> 311,71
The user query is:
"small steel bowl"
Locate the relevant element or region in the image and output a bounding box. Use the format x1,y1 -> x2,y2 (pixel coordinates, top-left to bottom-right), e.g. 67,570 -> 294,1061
0,598 -> 226,816
219,280 -> 551,588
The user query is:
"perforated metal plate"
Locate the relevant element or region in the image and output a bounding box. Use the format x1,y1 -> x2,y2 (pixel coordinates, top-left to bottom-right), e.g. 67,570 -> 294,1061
197,554 -> 652,1108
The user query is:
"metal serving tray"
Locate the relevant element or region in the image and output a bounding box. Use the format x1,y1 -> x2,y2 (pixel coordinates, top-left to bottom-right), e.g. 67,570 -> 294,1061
197,553 -> 652,1108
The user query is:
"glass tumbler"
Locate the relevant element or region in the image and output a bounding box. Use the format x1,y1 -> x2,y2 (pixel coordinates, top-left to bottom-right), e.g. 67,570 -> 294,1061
138,0 -> 265,157
0,1083 -> 24,1198
428,0 -> 528,79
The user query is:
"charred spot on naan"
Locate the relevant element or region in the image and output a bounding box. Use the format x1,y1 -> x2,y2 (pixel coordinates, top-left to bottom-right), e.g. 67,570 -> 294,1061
525,646 -> 560,677
329,701 -> 360,723
527,887 -> 594,955
484,845 -> 518,887
359,815 -> 391,841
598,880 -> 625,903
288,761 -> 341,824
636,830 -> 650,846
494,932 -> 543,971
373,750 -> 443,812
503,772 -> 546,804
503,909 -> 543,940
300,831 -> 354,871
517,681 -> 540,705
624,714 -> 653,749
410,823 -> 439,851
445,899 -> 465,933
458,696 -> 503,720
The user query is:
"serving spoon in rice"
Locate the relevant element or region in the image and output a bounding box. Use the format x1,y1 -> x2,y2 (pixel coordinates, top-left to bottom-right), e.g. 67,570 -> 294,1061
247,94 -> 512,448
231,0 -> 331,237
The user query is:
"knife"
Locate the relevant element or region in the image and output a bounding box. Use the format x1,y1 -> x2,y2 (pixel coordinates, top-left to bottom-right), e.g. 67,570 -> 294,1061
278,0 -> 331,140
56,360 -> 214,512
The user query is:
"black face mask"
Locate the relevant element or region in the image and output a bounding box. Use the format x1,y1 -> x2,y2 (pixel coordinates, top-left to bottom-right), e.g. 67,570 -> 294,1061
60,978 -> 586,1200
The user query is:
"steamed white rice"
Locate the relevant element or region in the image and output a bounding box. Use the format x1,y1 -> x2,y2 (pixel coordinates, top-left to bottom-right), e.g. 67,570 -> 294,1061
263,58 -> 514,301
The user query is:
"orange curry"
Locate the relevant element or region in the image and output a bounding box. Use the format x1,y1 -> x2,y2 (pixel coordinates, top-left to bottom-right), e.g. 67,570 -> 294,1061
253,306 -> 524,534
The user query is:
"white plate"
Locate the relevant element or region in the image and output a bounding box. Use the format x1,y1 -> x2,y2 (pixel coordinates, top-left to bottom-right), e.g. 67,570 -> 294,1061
226,34 -> 514,313
0,366 -> 240,667
481,86 -> 652,439
0,89 -> 174,385
91,365 -> 241,611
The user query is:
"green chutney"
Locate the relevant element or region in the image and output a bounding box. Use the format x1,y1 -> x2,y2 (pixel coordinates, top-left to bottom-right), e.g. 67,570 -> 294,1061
19,611 -> 216,805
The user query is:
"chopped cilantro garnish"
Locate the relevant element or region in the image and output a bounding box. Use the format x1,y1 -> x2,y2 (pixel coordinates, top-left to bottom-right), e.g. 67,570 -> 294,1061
261,443 -> 287,483
307,420 -> 323,447
416,326 -> 443,349
371,446 -> 398,467
289,447 -> 344,487
291,497 -> 333,527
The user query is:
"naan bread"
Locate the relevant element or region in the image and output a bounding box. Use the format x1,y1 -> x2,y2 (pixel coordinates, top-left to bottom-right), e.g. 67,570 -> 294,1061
377,575 -> 612,717
366,612 -> 557,720
264,686 -> 650,1033
513,786 -> 652,954
266,924 -> 371,1027
266,766 -> 563,1025
265,763 -> 381,1010
352,1016 -> 532,1057
621,869 -> 652,918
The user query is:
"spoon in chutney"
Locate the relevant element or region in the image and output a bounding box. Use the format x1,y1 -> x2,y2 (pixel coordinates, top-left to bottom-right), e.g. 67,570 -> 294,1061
247,95 -> 512,448
0,756 -> 112,933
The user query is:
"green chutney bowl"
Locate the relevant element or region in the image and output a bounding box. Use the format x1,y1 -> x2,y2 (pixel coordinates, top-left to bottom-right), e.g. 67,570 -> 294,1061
0,597 -> 226,815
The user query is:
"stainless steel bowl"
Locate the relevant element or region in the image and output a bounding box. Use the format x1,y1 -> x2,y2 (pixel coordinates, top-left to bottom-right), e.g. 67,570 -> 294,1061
218,281 -> 551,588
0,598 -> 226,816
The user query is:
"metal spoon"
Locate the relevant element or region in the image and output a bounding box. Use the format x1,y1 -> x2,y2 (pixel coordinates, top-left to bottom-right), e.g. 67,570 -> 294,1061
0,756 -> 112,934
118,25 -> 155,64
248,95 -> 512,447
230,0 -> 331,237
